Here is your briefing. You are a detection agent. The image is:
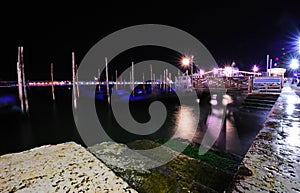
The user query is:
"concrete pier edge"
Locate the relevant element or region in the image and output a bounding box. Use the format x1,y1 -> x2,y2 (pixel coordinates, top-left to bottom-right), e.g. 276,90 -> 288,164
0,141 -> 138,192
230,84 -> 300,192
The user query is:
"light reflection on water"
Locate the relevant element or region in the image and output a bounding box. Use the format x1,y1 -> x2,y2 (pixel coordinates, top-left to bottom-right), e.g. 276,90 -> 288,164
1,87 -> 269,157
225,115 -> 242,154
169,94 -> 243,155
172,106 -> 198,140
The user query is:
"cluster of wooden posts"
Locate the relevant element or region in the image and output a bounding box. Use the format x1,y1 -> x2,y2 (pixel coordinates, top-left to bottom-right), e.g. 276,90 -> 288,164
16,47 -> 79,112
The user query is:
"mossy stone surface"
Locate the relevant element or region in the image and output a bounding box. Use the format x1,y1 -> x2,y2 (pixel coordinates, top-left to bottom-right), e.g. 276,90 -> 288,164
88,140 -> 238,192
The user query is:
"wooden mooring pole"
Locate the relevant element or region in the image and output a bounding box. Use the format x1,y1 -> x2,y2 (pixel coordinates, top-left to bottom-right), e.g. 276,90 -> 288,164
98,68 -> 101,91
16,46 -> 29,113
105,57 -> 110,104
115,70 -> 118,91
76,64 -> 79,98
21,47 -> 29,113
132,62 -> 134,97
72,52 -> 77,109
150,64 -> 153,91
17,47 -> 24,112
51,63 -> 55,101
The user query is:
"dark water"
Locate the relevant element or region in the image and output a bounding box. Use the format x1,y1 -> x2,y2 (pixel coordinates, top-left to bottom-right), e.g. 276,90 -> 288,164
0,87 -> 83,155
0,86 -> 271,157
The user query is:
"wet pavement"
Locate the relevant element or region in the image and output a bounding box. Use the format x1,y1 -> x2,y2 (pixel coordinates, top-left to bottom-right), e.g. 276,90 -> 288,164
230,84 -> 300,192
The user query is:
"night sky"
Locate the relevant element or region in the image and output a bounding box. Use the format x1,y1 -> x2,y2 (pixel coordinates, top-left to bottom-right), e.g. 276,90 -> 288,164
1,1 -> 300,81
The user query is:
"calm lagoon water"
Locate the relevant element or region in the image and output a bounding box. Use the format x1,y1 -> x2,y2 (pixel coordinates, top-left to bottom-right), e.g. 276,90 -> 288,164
0,86 -> 271,157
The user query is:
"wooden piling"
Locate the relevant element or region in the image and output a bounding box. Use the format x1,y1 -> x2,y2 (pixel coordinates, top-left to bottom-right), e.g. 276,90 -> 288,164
98,68 -> 101,91
132,62 -> 134,97
115,70 -> 118,91
169,72 -> 172,91
76,64 -> 79,98
51,63 -> 55,101
163,70 -> 166,92
160,74 -> 162,89
105,57 -> 110,104
17,47 -> 24,112
20,46 -> 29,113
72,52 -> 77,109
153,73 -> 155,88
166,69 -> 168,93
150,64 -> 153,90
142,72 -> 145,91
129,72 -> 132,88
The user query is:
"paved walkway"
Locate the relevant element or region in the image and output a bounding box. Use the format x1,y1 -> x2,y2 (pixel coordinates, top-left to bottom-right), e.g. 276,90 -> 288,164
231,84 -> 300,192
0,142 -> 137,192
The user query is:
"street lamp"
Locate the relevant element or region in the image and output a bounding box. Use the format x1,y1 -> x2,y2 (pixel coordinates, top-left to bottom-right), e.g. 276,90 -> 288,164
182,57 -> 190,67
290,59 -> 299,84
290,59 -> 299,70
181,55 -> 194,86
181,56 -> 194,74
252,65 -> 259,76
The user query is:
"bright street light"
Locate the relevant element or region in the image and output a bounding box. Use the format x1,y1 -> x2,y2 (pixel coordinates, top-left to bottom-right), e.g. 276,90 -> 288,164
181,57 -> 191,66
290,59 -> 299,84
298,38 -> 300,54
224,66 -> 233,77
181,55 -> 194,87
181,56 -> 194,72
213,68 -> 219,75
252,65 -> 259,77
290,59 -> 299,69
252,65 -> 259,73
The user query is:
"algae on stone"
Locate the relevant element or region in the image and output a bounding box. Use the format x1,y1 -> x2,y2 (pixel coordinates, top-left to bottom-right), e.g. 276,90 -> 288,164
88,139 -> 238,193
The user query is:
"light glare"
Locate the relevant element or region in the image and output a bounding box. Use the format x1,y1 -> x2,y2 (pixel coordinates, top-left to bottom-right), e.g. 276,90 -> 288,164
252,65 -> 259,72
213,68 -> 218,74
298,38 -> 300,53
224,66 -> 232,76
290,59 -> 299,69
182,57 -> 190,66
